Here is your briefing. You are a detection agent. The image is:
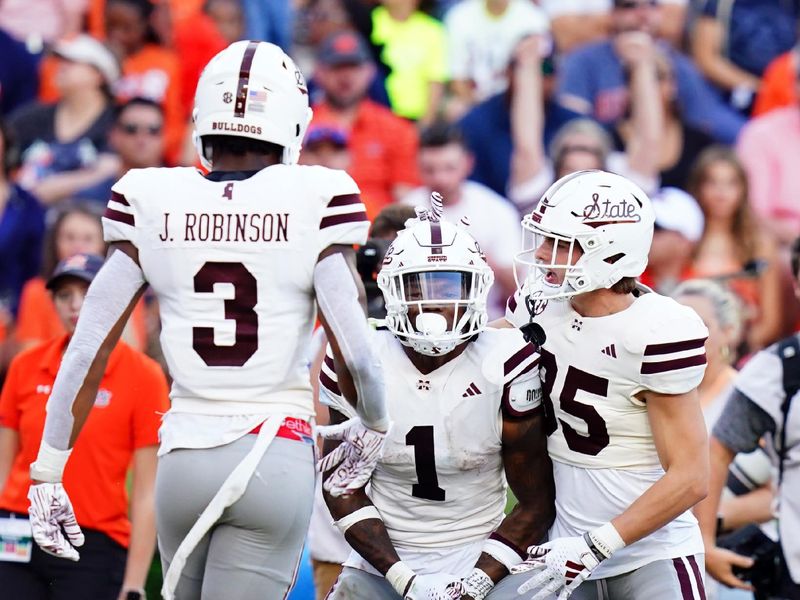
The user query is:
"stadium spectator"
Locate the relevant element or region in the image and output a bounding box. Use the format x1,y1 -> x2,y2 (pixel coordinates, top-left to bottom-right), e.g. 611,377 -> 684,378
752,45 -> 800,117
0,0 -> 85,46
240,0 -> 293,51
613,48 -> 714,190
105,0 -> 184,165
696,237 -> 800,598
311,31 -> 420,219
299,124 -> 351,172
10,35 -> 120,206
0,27 -> 39,118
459,34 -> 576,198
368,0 -> 447,124
736,101 -> 800,246
538,0 -> 688,52
444,0 -> 549,117
205,0 -> 246,44
687,147 -> 783,353
556,0 -> 744,143
0,120 -> 45,321
0,253 -> 169,600
691,0 -> 798,114
401,122 -> 519,317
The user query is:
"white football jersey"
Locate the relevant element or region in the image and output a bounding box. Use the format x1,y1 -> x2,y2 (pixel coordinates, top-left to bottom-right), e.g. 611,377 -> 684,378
103,165 -> 368,420
505,284 -> 709,577
320,327 -> 541,557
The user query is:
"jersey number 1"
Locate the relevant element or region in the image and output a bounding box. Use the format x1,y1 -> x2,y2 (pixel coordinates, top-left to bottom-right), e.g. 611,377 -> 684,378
406,426 -> 445,501
192,262 -> 259,367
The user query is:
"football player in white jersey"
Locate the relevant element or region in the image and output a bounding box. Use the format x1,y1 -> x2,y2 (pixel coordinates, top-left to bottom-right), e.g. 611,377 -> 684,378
497,170 -> 710,600
24,41 -> 389,600
319,204 -> 556,600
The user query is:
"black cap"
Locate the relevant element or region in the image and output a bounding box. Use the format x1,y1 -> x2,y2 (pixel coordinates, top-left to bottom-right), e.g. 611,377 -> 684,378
47,253 -> 104,290
317,31 -> 372,66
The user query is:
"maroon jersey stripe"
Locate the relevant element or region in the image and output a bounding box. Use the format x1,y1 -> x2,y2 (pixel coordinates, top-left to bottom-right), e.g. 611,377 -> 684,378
319,369 -> 341,395
641,353 -> 707,375
327,194 -> 362,208
644,337 -> 707,356
320,211 -> 368,229
104,207 -> 135,226
234,41 -> 260,118
504,344 -> 536,376
323,353 -> 335,371
110,191 -> 130,206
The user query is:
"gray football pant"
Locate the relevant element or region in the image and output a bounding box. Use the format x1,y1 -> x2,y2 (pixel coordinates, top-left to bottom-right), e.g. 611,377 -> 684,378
490,554 -> 708,600
155,435 -> 315,600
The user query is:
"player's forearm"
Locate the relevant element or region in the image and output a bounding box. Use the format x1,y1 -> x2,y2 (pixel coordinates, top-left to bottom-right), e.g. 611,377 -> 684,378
612,459 -> 708,545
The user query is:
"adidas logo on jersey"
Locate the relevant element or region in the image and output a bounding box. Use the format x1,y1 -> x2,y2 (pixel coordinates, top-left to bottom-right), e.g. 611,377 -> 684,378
601,344 -> 617,358
462,382 -> 482,397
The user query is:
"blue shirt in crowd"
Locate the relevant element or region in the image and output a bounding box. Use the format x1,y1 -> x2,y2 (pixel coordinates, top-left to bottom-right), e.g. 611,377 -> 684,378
699,0 -> 798,77
0,28 -> 39,117
557,40 -> 746,144
0,185 -> 44,316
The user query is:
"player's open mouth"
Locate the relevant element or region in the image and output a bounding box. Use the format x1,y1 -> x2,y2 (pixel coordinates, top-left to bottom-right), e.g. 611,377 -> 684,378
544,269 -> 559,285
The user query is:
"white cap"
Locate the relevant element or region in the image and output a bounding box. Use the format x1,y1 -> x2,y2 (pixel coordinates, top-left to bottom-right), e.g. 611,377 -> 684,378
652,186 -> 705,243
53,34 -> 120,86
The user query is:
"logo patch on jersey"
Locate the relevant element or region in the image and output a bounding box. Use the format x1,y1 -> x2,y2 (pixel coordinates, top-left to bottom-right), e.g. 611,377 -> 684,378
525,290 -> 548,317
417,379 -> 431,391
36,384 -> 51,395
95,389 -> 112,408
462,382 -> 482,397
601,344 -> 617,358
223,91 -> 233,104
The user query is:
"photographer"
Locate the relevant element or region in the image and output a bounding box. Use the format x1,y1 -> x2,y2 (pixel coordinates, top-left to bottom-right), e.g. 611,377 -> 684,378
697,236 -> 800,599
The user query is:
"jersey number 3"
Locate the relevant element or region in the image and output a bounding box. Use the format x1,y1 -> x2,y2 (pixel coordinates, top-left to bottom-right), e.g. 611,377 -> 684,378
192,262 -> 258,367
406,426 -> 446,501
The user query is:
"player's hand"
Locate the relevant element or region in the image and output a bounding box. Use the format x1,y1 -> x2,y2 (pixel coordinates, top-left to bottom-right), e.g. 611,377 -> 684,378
27,482 -> 84,561
704,545 -> 754,591
317,417 -> 390,497
404,573 -> 464,600
512,535 -> 603,600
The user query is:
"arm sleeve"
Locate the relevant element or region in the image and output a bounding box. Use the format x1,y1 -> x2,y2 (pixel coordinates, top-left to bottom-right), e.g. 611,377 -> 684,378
317,169 -> 370,254
638,303 -> 709,395
712,388 -> 776,454
729,345 -> 787,425
103,171 -> 141,248
132,358 -> 170,449
0,357 -> 22,431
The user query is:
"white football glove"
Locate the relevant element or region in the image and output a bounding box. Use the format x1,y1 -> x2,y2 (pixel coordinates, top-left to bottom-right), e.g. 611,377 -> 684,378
317,417 -> 389,497
27,482 -> 84,561
405,573 -> 464,600
511,535 -> 605,600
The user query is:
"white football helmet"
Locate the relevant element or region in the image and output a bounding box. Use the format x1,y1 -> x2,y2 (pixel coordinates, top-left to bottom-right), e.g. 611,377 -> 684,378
377,216 -> 494,356
193,40 -> 312,169
515,170 -> 655,300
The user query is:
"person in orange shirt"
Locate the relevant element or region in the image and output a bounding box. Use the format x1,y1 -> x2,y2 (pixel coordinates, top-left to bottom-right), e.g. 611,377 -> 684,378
312,31 -> 420,220
752,46 -> 800,117
105,0 -> 184,165
0,253 -> 169,600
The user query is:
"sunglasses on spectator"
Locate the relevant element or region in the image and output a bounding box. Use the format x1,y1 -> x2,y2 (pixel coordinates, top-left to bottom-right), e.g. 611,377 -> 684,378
118,122 -> 162,136
615,0 -> 657,9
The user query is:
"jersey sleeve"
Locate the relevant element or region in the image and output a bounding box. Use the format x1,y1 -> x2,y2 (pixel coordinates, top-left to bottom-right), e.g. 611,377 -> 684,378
504,287 -> 529,328
318,344 -> 358,420
0,355 -> 23,430
732,345 -> 786,426
316,169 -> 370,253
102,170 -> 142,247
501,337 -> 542,418
637,302 -> 709,395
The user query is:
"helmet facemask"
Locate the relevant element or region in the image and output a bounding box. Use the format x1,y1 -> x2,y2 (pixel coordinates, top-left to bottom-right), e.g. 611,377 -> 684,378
379,267 -> 492,356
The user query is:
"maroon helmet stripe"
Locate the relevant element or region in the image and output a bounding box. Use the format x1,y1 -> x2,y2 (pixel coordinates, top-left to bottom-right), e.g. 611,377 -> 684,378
319,370 -> 341,395
234,41 -> 260,118
644,337 -> 707,356
328,194 -> 362,208
504,344 -> 536,375
430,220 -> 443,254
110,191 -> 130,206
672,558 -> 695,599
320,211 -> 368,229
103,207 -> 135,226
687,556 -> 707,600
641,353 -> 707,375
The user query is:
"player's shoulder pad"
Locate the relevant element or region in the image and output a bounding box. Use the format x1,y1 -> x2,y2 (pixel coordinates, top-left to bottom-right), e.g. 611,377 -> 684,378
479,328 -> 541,387
625,293 -> 709,394
111,166 -> 194,206
301,165 -> 360,199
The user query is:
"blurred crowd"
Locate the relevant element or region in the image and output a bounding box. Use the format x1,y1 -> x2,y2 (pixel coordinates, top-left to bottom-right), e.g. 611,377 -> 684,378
0,0 -> 800,598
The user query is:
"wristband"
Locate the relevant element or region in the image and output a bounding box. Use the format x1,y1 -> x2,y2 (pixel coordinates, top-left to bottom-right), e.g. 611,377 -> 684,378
587,522 -> 626,559
333,505 -> 382,535
482,537 -> 525,571
385,561 -> 416,597
30,440 -> 72,483
461,568 -> 494,600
